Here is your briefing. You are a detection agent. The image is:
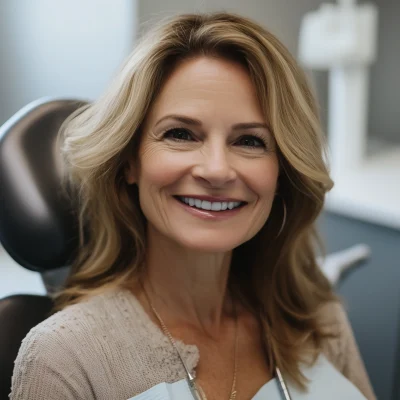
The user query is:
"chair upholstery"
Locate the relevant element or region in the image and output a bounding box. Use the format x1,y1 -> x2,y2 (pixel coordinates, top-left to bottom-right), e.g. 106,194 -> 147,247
0,295 -> 54,399
0,98 -> 85,398
0,98 -> 86,272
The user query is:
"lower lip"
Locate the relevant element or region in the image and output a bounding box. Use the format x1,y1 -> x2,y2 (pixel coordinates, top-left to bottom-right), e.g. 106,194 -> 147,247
174,197 -> 246,221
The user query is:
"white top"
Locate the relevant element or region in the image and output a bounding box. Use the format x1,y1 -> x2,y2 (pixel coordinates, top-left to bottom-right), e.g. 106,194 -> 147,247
130,354 -> 366,399
10,288 -> 376,399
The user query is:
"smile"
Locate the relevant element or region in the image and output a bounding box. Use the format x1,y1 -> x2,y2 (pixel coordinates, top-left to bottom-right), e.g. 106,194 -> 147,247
174,196 -> 246,212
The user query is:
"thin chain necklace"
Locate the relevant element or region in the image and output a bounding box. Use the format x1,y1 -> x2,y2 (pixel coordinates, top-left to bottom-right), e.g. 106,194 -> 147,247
142,285 -> 238,399
141,284 -> 292,400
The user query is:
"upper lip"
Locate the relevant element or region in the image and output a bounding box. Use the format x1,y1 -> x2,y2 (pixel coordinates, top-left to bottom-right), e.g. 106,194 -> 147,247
174,195 -> 247,203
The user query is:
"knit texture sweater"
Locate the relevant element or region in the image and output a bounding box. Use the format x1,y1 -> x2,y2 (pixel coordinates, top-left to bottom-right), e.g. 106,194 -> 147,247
10,288 -> 376,399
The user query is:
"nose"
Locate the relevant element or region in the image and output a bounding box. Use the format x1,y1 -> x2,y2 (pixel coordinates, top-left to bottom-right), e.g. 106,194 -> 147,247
191,142 -> 237,188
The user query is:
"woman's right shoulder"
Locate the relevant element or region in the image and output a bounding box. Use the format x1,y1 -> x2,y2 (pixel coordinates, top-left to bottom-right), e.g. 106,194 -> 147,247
10,289 -> 132,399
13,300 -> 87,377
21,290 -> 110,343
18,288 -> 131,353
10,299 -> 97,399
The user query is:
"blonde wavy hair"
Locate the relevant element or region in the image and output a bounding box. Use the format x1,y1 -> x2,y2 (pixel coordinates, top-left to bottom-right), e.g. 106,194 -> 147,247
55,12 -> 337,389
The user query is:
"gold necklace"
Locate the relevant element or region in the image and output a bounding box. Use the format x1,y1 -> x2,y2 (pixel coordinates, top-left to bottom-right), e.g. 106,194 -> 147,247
141,284 -> 293,400
142,285 -> 238,400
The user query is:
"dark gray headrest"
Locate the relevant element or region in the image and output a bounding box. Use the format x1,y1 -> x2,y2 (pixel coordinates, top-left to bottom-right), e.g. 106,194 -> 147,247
0,98 -> 87,272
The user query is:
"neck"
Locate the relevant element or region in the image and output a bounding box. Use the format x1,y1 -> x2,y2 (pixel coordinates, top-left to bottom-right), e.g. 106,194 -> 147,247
138,225 -> 235,339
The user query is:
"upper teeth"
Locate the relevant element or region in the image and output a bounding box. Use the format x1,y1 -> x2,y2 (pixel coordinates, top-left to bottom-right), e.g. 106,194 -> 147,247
180,197 -> 242,211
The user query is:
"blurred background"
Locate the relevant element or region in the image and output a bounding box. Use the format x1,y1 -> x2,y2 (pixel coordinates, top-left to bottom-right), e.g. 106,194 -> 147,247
0,1 -> 399,399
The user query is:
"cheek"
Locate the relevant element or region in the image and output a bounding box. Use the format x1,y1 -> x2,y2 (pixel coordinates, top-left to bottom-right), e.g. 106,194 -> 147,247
242,158 -> 279,239
138,144 -> 188,190
245,158 -> 279,199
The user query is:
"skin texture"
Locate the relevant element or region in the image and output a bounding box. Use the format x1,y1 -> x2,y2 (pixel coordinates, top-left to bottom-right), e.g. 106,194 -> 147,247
126,56 -> 279,341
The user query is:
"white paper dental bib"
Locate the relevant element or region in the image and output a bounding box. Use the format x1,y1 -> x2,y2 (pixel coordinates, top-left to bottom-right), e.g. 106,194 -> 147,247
128,354 -> 366,400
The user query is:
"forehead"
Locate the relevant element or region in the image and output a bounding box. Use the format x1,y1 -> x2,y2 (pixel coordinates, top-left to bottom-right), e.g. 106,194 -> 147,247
145,56 -> 265,125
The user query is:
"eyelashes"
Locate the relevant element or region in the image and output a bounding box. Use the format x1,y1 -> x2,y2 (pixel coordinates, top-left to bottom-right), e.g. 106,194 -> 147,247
162,127 -> 269,150
235,133 -> 268,149
163,128 -> 194,142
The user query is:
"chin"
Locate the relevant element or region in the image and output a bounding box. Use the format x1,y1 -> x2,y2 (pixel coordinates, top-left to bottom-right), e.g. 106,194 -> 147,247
175,234 -> 245,254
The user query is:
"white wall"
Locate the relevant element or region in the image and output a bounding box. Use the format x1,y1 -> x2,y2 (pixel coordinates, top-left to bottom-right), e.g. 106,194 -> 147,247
0,0 -> 137,124
368,0 -> 400,143
0,248 -> 46,298
138,0 -> 323,54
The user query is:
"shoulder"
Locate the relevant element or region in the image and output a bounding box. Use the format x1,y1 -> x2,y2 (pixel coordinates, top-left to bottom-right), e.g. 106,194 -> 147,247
316,301 -> 376,400
10,289 -> 130,399
16,288 -> 131,356
22,289 -> 118,340
316,301 -> 356,369
317,301 -> 350,334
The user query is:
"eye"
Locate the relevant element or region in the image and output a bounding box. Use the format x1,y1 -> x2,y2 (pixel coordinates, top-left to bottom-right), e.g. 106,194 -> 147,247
163,128 -> 194,142
236,135 -> 267,149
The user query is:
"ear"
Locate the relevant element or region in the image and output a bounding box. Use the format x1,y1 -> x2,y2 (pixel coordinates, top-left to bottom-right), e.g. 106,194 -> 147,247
124,159 -> 137,185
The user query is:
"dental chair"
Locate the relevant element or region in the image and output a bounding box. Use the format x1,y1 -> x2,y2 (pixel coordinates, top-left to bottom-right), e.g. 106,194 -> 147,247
0,98 -> 86,399
0,98 -> 376,399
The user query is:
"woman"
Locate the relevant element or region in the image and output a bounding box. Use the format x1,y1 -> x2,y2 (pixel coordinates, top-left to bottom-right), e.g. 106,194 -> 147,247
10,12 -> 376,400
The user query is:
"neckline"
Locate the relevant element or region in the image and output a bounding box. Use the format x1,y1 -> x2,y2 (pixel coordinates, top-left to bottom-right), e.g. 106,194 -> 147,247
120,288 -> 277,397
164,376 -> 279,399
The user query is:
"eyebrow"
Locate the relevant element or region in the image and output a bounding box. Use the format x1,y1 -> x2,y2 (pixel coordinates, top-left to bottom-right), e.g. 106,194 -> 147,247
154,114 -> 270,131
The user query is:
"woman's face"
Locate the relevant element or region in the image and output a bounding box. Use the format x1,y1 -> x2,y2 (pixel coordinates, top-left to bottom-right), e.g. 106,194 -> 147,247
127,56 -> 279,252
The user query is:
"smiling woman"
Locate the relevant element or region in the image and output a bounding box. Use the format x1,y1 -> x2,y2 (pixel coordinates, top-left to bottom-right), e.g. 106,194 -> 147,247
10,12 -> 376,400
